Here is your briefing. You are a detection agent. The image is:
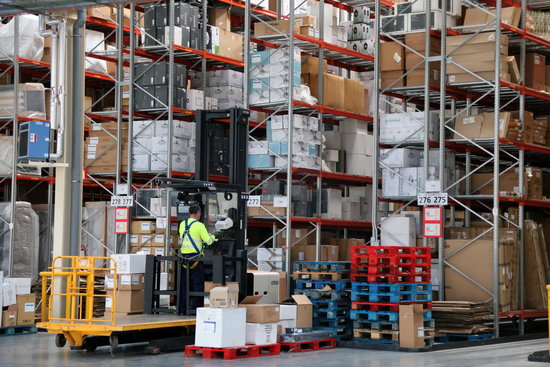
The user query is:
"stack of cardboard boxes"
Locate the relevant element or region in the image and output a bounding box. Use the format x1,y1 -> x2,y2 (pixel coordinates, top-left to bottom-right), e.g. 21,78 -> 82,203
322,124 -> 374,176
84,123 -> 128,174
134,61 -> 187,111
348,6 -> 375,55
381,42 -> 405,88
241,296 -> 280,345
1,276 -> 35,327
131,120 -> 196,173
191,70 -> 243,110
106,254 -> 147,317
405,33 -> 440,87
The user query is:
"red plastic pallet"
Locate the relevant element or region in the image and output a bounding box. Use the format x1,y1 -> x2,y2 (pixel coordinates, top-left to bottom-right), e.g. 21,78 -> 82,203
351,246 -> 430,257
351,264 -> 431,275
351,302 -> 432,312
351,272 -> 431,283
352,253 -> 431,265
279,338 -> 337,352
185,344 -> 281,359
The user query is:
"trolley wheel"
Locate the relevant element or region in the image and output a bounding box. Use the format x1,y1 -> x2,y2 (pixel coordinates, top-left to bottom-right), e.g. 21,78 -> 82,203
84,344 -> 97,352
55,334 -> 67,348
109,335 -> 119,350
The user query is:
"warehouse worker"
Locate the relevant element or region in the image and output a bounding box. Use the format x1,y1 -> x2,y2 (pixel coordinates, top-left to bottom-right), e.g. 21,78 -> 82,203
178,204 -> 216,314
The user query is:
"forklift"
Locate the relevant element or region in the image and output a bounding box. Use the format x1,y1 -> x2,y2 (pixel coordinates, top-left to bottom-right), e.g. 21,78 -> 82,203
144,107 -> 251,316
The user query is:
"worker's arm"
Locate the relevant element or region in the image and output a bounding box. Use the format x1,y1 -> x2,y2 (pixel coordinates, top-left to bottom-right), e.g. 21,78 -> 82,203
197,222 -> 216,246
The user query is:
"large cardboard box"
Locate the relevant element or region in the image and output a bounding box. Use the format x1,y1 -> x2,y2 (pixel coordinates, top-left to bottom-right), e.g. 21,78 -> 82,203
381,70 -> 405,88
87,6 -> 112,20
209,284 -> 239,308
525,53 -> 546,91
246,323 -> 278,345
277,228 -> 315,247
195,307 -> 246,348
240,296 -> 280,323
546,65 -> 550,88
399,304 -> 425,348
303,72 -> 345,110
405,33 -> 441,53
218,30 -> 243,61
322,245 -> 339,261
107,289 -> 144,313
344,78 -> 366,114
301,55 -> 327,75
279,295 -> 312,328
448,71 -> 511,84
204,281 -> 239,307
131,220 -> 156,234
462,7 -> 521,32
2,305 -> 17,327
16,294 -> 35,325
380,216 -> 416,247
330,238 -> 364,261
381,42 -> 404,71
254,16 -> 315,36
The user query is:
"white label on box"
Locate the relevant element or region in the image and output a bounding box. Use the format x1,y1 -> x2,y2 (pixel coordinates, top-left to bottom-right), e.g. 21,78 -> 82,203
141,248 -> 152,254
24,303 -> 34,312
203,321 -> 216,333
89,137 -> 99,144
87,151 -> 96,159
106,297 -> 112,308
449,75 -> 456,82
417,327 -> 425,337
535,55 -> 541,65
247,195 -> 261,207
273,196 -> 288,207
156,218 -> 168,229
87,144 -> 97,152
154,248 -> 165,256
120,275 -> 132,285
130,235 -> 138,244
92,123 -> 102,131
393,52 -> 401,63
141,222 -> 151,231
154,235 -> 164,244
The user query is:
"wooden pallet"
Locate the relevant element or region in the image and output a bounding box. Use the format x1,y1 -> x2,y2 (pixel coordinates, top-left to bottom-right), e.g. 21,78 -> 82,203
185,344 -> 280,359
280,338 -> 337,352
353,328 -> 399,342
0,325 -> 37,337
293,271 -> 350,281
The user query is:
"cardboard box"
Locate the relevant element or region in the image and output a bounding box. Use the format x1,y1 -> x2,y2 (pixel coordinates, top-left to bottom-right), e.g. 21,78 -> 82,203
399,304 -> 426,348
322,245 -> 339,261
106,289 -> 144,313
546,65 -> 550,88
303,72 -> 345,110
507,56 -> 521,84
246,323 -> 278,345
5,278 -> 31,295
105,274 -> 144,291
276,271 -> 287,302
330,238 -> 364,261
87,6 -> 112,20
131,220 -> 156,234
381,70 -> 405,88
2,282 -> 16,306
16,294 -> 35,325
248,202 -> 286,217
462,7 -> 521,32
2,305 -> 17,327
406,68 -> 440,87
110,254 -> 147,274
254,16 -> 314,36
218,30 -> 243,61
344,78 -> 365,114
279,295 -> 312,328
448,71 -> 511,84
195,307 -> 246,348
525,53 -> 546,91
301,55 -> 327,74
210,284 -> 239,308
240,296 -> 280,323
204,282 -> 239,306
381,42 -> 404,71
208,8 -> 231,31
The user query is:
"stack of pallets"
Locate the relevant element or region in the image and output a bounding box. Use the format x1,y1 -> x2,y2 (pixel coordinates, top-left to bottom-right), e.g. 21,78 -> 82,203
293,261 -> 352,340
349,246 -> 434,346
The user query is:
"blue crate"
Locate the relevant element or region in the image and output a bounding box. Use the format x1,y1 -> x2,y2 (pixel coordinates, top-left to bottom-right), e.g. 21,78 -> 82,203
293,261 -> 351,272
295,280 -> 351,291
350,310 -> 399,323
295,289 -> 351,301
351,282 -> 432,303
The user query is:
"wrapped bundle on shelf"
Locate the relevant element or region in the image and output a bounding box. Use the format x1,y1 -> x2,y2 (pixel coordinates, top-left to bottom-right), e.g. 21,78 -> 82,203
0,14 -> 44,61
0,83 -> 46,120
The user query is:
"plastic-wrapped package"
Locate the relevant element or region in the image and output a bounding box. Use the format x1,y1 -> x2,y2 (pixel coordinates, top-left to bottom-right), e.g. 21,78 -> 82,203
85,29 -> 107,74
81,202 -> 109,258
0,136 -> 13,176
0,83 -> 46,119
0,201 -> 39,280
279,329 -> 335,342
31,204 -> 52,272
0,14 -> 44,61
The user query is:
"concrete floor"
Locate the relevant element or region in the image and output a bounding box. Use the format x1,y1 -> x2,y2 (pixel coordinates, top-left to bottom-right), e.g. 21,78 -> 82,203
0,332 -> 545,367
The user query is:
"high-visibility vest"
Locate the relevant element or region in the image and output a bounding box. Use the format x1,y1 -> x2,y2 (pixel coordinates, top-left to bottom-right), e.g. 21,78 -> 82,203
179,218 -> 215,255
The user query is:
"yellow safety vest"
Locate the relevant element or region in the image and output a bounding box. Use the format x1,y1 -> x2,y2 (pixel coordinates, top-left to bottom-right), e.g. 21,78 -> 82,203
179,218 -> 215,255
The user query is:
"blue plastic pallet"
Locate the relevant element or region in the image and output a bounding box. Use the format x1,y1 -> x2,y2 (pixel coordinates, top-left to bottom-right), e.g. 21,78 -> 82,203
435,333 -> 494,343
0,325 -> 37,337
294,289 -> 351,301
295,280 -> 351,291
352,318 -> 434,331
351,292 -> 431,303
294,261 -> 351,272
313,318 -> 353,329
314,326 -> 353,339
351,282 -> 432,294
313,308 -> 350,319
310,299 -> 350,308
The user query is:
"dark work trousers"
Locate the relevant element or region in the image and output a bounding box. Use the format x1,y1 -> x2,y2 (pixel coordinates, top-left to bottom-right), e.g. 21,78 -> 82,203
178,259 -> 205,314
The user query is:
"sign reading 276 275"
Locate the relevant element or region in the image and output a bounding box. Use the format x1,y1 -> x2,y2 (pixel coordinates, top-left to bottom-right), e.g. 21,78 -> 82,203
417,193 -> 448,206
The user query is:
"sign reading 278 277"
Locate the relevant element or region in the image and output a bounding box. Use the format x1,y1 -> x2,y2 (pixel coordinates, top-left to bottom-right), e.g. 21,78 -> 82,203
417,193 -> 448,206
110,196 -> 134,207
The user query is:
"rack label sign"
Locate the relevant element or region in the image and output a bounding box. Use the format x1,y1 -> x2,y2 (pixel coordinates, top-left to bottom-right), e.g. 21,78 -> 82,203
417,193 -> 448,206
423,206 -> 443,238
247,195 -> 261,207
111,196 -> 134,207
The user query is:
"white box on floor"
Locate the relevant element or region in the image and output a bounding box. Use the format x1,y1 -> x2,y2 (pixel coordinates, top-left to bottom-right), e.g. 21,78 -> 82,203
380,215 -> 416,247
195,307 -> 246,348
110,254 -> 147,274
246,323 -> 278,345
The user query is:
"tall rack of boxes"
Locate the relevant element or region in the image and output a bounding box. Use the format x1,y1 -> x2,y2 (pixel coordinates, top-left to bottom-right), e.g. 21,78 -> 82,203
374,0 -> 550,338
245,0 -> 376,281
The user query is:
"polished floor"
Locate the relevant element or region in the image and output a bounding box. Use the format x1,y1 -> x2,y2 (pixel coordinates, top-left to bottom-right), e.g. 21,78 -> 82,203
0,332 -> 545,367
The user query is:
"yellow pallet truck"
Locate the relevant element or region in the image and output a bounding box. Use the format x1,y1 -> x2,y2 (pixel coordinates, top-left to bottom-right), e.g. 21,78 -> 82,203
37,256 -> 195,353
